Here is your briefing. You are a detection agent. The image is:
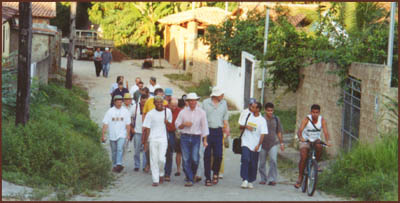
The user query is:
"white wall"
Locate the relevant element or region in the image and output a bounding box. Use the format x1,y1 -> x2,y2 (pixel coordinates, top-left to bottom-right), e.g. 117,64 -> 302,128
217,51 -> 256,110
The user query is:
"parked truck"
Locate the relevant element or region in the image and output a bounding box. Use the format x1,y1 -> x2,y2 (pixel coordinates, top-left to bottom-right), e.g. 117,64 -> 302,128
61,29 -> 114,60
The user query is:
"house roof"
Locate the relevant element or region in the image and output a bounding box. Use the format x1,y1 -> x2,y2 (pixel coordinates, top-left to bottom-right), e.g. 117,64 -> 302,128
2,2 -> 56,18
158,7 -> 230,26
2,6 -> 18,23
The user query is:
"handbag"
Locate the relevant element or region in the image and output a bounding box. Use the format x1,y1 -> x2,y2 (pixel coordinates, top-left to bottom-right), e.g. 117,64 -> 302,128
232,113 -> 251,154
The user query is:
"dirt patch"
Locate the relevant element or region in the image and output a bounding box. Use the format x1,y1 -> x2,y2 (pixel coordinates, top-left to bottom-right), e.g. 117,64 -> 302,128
112,49 -> 128,62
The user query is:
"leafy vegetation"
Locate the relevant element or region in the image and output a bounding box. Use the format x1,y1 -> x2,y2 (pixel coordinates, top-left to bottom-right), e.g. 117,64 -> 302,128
319,131 -> 398,201
164,73 -> 193,81
2,80 -> 112,199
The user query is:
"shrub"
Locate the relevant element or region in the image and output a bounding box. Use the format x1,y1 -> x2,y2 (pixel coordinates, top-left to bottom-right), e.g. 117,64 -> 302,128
319,131 -> 398,200
116,44 -> 163,59
185,78 -> 212,99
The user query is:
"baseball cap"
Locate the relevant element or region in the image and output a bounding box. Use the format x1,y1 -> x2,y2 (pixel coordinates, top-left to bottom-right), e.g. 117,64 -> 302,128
114,95 -> 123,101
249,98 -> 257,105
165,88 -> 173,96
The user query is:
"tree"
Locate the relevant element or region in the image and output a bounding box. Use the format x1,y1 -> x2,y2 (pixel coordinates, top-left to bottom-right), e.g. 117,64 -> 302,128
66,2 -> 76,89
15,2 -> 33,125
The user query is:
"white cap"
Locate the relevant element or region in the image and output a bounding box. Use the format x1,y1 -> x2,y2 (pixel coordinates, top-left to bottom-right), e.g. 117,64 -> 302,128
210,86 -> 224,97
186,92 -> 200,100
105,47 -> 109,51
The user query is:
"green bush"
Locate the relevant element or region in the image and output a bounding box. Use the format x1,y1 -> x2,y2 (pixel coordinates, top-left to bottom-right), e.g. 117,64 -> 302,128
116,44 -> 163,59
185,79 -> 212,99
319,131 -> 398,200
2,81 -> 112,195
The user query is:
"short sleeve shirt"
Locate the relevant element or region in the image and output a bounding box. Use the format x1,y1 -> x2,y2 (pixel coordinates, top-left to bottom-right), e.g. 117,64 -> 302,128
102,106 -> 131,141
142,108 -> 172,143
201,98 -> 229,128
262,115 -> 283,151
239,114 -> 268,152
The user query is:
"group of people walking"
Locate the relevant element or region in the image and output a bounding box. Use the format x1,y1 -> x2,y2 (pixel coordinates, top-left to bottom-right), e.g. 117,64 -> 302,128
93,47 -> 113,78
101,75 -> 332,189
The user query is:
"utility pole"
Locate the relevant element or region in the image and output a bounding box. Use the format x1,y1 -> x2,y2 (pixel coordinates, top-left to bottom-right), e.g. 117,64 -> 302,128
66,2 -> 77,89
260,8 -> 270,105
15,2 -> 33,126
387,2 -> 396,85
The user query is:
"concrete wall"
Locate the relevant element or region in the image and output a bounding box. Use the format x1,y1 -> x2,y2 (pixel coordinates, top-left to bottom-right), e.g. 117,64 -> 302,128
31,56 -> 50,84
296,62 -> 396,156
189,39 -> 218,85
32,33 -> 50,62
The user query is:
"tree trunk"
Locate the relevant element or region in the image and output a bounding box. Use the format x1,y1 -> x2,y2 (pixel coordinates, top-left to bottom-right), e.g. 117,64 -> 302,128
15,2 -> 33,126
66,2 -> 77,89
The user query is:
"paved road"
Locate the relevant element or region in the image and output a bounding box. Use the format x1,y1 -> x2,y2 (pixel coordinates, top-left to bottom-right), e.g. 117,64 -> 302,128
63,58 -> 343,201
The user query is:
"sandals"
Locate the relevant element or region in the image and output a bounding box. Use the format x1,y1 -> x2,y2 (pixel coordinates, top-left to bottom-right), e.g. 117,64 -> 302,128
212,175 -> 219,185
205,179 -> 212,186
294,181 -> 301,189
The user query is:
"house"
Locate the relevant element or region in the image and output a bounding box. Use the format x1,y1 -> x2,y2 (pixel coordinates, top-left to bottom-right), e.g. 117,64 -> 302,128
158,7 -> 230,85
1,2 -> 61,84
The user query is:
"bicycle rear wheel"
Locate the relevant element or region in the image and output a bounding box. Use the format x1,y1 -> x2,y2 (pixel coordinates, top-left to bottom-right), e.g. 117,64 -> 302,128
307,160 -> 318,196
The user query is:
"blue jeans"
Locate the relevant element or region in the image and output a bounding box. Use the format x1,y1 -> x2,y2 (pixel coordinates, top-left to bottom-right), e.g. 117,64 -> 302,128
102,63 -> 110,77
110,138 -> 126,167
240,146 -> 259,183
133,133 -> 147,169
180,134 -> 201,183
204,128 -> 223,180
164,131 -> 176,177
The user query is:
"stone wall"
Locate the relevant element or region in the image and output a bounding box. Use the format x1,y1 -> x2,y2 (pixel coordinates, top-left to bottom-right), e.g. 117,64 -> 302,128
296,62 -> 395,156
32,34 -> 50,63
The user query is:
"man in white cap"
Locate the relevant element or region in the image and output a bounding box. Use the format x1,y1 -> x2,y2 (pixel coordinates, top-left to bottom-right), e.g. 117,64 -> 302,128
201,87 -> 230,186
175,93 -> 209,187
142,96 -> 172,186
101,47 -> 113,78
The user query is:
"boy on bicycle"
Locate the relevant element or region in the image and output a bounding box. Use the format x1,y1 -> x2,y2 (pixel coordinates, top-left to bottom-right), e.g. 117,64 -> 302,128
294,104 -> 331,188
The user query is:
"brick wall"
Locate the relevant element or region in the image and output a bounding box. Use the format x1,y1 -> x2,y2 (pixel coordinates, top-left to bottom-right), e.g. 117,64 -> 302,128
296,62 -> 396,156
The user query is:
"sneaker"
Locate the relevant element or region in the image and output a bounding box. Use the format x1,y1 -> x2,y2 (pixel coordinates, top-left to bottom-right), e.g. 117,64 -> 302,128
248,183 -> 254,189
241,180 -> 248,188
218,174 -> 223,179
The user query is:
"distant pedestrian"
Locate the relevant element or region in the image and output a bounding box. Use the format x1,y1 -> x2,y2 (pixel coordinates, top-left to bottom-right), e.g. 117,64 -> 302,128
110,76 -> 124,97
132,94 -> 149,172
111,82 -> 129,107
259,102 -> 284,186
142,96 -> 172,187
133,83 -> 146,103
175,93 -> 209,187
102,95 -> 131,173
129,77 -> 142,96
102,47 -> 113,78
94,48 -> 103,77
202,87 -> 230,186
164,97 -> 181,181
148,77 -> 161,96
239,102 -> 268,189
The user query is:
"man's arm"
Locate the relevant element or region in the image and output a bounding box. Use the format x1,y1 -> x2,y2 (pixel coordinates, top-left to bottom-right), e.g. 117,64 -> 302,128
255,134 -> 265,151
276,117 -> 285,151
101,124 -> 108,142
297,118 -> 308,142
321,117 -> 331,146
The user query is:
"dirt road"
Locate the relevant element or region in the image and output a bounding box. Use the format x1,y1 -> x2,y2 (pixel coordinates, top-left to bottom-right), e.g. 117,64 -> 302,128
62,58 -> 344,201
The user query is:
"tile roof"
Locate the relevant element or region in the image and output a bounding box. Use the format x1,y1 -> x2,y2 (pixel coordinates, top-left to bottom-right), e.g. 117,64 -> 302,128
158,7 -> 230,25
2,2 -> 56,18
2,6 -> 18,23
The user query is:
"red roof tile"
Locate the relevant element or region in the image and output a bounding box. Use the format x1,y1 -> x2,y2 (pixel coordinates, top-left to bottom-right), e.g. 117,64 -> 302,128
2,2 -> 56,18
158,7 -> 230,26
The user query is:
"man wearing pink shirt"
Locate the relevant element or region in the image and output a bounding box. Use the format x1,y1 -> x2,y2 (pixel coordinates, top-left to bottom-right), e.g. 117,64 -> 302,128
175,93 -> 209,187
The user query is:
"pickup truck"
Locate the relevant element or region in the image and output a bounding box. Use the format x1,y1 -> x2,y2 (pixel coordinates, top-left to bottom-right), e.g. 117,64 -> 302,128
61,29 -> 114,60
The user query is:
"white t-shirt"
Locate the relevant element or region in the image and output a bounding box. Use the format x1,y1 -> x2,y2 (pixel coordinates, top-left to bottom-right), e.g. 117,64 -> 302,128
238,108 -> 251,124
102,106 -> 131,141
129,85 -> 139,97
143,108 -> 172,143
239,113 -> 268,152
131,101 -> 143,133
122,103 -> 135,119
302,115 -> 322,142
148,83 -> 161,94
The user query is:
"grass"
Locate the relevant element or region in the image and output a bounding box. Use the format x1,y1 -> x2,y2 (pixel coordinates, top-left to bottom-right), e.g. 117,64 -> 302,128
318,131 -> 398,201
164,73 -> 192,81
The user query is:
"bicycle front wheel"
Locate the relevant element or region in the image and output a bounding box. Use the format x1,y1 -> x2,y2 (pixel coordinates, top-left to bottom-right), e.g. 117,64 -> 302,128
307,160 -> 318,196
301,173 -> 307,193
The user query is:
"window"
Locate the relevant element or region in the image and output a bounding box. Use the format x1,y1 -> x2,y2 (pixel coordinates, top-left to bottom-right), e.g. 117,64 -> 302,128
197,29 -> 204,38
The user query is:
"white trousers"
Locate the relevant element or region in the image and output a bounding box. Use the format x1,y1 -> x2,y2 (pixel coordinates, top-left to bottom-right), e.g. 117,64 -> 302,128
149,141 -> 168,183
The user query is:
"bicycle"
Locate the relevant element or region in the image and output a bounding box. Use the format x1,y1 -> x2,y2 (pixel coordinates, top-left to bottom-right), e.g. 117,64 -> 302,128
300,140 -> 327,196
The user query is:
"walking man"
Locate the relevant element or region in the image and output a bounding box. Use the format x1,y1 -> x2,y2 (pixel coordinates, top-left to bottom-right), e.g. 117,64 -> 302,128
143,96 -> 172,186
294,104 -> 331,188
129,77 -> 142,96
132,94 -> 148,172
259,102 -> 284,186
102,95 -> 131,173
164,98 -> 182,181
94,48 -> 102,77
239,102 -> 268,189
111,82 -> 129,107
101,47 -> 112,78
122,93 -> 134,153
148,77 -> 161,96
202,87 -> 230,186
175,93 -> 209,187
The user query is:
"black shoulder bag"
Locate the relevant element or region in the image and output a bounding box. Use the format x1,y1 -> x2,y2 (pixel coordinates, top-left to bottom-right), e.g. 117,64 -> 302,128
233,113 -> 251,154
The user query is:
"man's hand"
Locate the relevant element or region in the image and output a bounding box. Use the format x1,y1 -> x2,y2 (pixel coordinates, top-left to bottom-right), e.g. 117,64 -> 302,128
101,135 -> 106,143
131,128 -> 135,135
245,125 -> 254,131
203,139 -> 208,148
325,141 -> 332,147
184,122 -> 193,127
223,127 -> 230,137
254,144 -> 260,152
164,119 -> 169,125
299,136 -> 306,142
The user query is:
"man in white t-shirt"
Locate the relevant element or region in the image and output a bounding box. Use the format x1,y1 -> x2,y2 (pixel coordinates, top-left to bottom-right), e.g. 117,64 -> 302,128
102,95 -> 131,173
142,96 -> 172,186
132,94 -> 149,172
238,102 -> 268,189
238,98 -> 257,124
148,77 -> 161,96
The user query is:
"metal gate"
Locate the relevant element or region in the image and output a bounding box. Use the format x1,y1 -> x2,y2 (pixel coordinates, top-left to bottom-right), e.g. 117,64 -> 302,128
341,76 -> 361,151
